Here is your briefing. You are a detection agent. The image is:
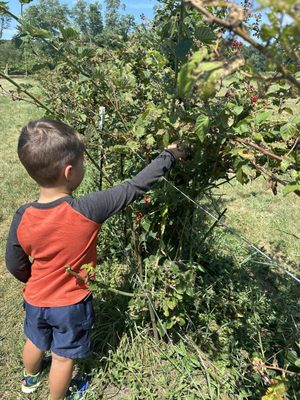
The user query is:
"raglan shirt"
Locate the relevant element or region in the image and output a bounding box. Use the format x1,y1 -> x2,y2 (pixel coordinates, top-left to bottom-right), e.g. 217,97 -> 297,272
5,150 -> 176,307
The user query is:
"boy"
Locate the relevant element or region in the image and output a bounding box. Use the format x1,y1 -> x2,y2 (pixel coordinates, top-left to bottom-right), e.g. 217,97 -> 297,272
5,119 -> 185,400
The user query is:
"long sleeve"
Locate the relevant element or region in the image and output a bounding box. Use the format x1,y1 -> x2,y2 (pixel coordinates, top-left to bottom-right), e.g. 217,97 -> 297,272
6,211 -> 32,283
72,150 -> 176,224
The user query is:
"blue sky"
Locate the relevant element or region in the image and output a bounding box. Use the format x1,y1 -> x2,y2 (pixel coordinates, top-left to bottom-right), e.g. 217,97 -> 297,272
2,0 -> 158,39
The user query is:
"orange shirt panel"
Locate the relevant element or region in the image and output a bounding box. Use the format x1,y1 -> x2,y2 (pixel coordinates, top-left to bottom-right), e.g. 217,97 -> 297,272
17,202 -> 101,307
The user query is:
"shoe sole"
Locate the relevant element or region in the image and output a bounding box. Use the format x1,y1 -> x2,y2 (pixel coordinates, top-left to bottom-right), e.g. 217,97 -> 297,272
21,380 -> 42,393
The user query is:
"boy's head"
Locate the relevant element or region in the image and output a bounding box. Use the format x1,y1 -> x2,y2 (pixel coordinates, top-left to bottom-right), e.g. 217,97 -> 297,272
18,119 -> 85,188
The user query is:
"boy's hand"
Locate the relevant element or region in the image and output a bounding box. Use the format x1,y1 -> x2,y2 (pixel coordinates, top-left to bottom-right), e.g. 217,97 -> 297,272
167,143 -> 187,160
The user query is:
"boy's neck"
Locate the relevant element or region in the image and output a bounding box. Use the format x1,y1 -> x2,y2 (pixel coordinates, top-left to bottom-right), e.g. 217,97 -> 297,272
38,186 -> 72,203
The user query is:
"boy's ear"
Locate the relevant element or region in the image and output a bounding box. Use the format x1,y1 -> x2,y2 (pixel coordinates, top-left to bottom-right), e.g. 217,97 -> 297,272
63,164 -> 73,181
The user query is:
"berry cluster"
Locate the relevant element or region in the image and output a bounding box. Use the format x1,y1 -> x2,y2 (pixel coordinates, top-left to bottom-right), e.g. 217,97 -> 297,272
231,40 -> 243,47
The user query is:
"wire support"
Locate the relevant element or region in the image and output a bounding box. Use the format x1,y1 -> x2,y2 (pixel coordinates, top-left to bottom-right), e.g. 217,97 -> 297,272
131,149 -> 300,285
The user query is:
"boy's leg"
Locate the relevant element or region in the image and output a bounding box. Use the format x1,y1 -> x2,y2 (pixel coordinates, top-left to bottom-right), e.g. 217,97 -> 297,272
49,352 -> 74,400
23,338 -> 45,374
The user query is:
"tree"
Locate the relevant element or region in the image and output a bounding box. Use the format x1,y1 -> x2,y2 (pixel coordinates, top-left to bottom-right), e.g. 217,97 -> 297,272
87,2 -> 104,44
72,0 -> 103,44
21,0 -> 70,35
103,0 -> 135,43
0,15 -> 11,39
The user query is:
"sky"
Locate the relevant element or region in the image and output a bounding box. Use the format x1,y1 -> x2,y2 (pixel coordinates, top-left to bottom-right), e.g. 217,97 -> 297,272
2,0 -> 158,39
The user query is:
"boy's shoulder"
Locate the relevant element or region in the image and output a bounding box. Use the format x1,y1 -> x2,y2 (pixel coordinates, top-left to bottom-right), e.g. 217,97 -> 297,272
15,202 -> 34,217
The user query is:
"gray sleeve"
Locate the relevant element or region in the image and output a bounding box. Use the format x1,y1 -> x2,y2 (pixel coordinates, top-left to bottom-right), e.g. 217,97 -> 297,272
5,211 -> 32,283
72,150 -> 176,224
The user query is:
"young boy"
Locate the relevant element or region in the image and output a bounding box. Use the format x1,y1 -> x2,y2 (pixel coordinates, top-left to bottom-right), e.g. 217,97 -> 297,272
5,119 -> 185,400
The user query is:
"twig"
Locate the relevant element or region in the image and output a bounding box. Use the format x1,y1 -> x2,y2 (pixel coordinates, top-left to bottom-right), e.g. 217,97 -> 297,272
0,71 -> 53,114
65,267 -> 149,298
234,137 -> 283,162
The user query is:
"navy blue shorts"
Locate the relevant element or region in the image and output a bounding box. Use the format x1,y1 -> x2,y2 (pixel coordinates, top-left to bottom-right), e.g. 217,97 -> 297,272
23,295 -> 94,359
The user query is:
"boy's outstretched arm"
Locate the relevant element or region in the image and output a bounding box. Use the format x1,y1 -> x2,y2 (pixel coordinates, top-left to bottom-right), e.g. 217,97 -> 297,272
6,210 -> 32,282
73,146 -> 185,224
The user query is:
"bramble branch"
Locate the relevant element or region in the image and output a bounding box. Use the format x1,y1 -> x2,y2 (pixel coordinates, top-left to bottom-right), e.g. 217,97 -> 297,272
65,267 -> 149,298
184,0 -> 300,89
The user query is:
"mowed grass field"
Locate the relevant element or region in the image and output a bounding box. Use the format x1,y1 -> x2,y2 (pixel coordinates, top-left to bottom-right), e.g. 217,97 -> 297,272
0,78 -> 299,399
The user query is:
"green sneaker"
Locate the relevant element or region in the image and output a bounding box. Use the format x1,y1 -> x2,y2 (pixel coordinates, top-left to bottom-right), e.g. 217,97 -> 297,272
21,356 -> 51,393
21,369 -> 43,394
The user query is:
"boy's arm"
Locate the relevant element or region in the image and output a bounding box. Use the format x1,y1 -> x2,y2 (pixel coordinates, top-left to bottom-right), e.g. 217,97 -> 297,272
73,150 -> 177,224
6,212 -> 31,283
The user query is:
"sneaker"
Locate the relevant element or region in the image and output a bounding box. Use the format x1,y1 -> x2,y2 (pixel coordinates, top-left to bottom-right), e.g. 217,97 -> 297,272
65,376 -> 89,399
21,356 -> 52,393
21,369 -> 43,394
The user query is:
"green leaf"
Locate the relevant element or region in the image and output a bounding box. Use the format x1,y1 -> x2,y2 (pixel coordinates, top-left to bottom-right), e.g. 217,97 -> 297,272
195,26 -> 217,43
292,114 -> 300,124
28,27 -> 52,39
175,38 -> 193,59
280,123 -> 298,141
177,48 -> 208,98
0,2 -> 8,14
60,27 -> 79,41
19,0 -> 34,3
232,105 -> 244,116
255,111 -> 272,124
195,115 -> 210,142
282,184 -> 300,195
266,84 -> 281,94
79,74 -> 90,82
295,359 -> 300,367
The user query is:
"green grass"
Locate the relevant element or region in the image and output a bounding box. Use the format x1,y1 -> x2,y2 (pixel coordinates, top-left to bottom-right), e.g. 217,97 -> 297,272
0,78 -> 299,400
0,78 -> 43,399
212,177 -> 299,272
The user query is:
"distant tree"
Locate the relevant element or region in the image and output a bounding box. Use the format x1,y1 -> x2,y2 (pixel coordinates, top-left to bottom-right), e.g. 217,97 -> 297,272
22,0 -> 70,35
72,0 -> 103,44
0,15 -> 11,39
87,2 -> 104,43
104,0 -> 135,43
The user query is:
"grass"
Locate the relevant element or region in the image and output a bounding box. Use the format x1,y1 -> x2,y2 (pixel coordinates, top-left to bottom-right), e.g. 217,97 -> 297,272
0,78 -> 299,399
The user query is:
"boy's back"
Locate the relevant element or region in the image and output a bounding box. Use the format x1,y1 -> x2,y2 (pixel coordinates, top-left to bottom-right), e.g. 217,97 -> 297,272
6,118 -> 184,399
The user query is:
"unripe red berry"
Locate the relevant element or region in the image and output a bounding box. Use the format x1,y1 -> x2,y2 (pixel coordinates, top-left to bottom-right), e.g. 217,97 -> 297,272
143,196 -> 151,205
135,211 -> 144,224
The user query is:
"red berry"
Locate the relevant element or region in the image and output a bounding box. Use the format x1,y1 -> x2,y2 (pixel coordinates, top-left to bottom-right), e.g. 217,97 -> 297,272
143,196 -> 151,205
135,211 -> 144,224
251,95 -> 259,104
224,92 -> 231,98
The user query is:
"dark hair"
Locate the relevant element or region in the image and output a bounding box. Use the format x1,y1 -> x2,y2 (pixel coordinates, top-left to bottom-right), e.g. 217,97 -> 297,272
18,119 -> 85,187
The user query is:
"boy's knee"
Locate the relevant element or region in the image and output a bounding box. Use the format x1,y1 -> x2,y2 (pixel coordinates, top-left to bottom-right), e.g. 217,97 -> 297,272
51,352 -> 73,363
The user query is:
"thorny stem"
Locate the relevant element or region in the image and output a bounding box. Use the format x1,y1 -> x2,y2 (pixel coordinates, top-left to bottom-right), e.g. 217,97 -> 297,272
65,267 -> 149,298
0,71 -> 53,114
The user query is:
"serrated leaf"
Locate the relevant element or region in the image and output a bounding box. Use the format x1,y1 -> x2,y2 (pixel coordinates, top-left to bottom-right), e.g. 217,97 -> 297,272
255,111 -> 272,124
28,27 -> 52,39
195,26 -> 217,43
177,49 -> 208,98
280,123 -> 298,141
195,115 -> 210,142
175,38 -> 193,59
60,26 -> 79,41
